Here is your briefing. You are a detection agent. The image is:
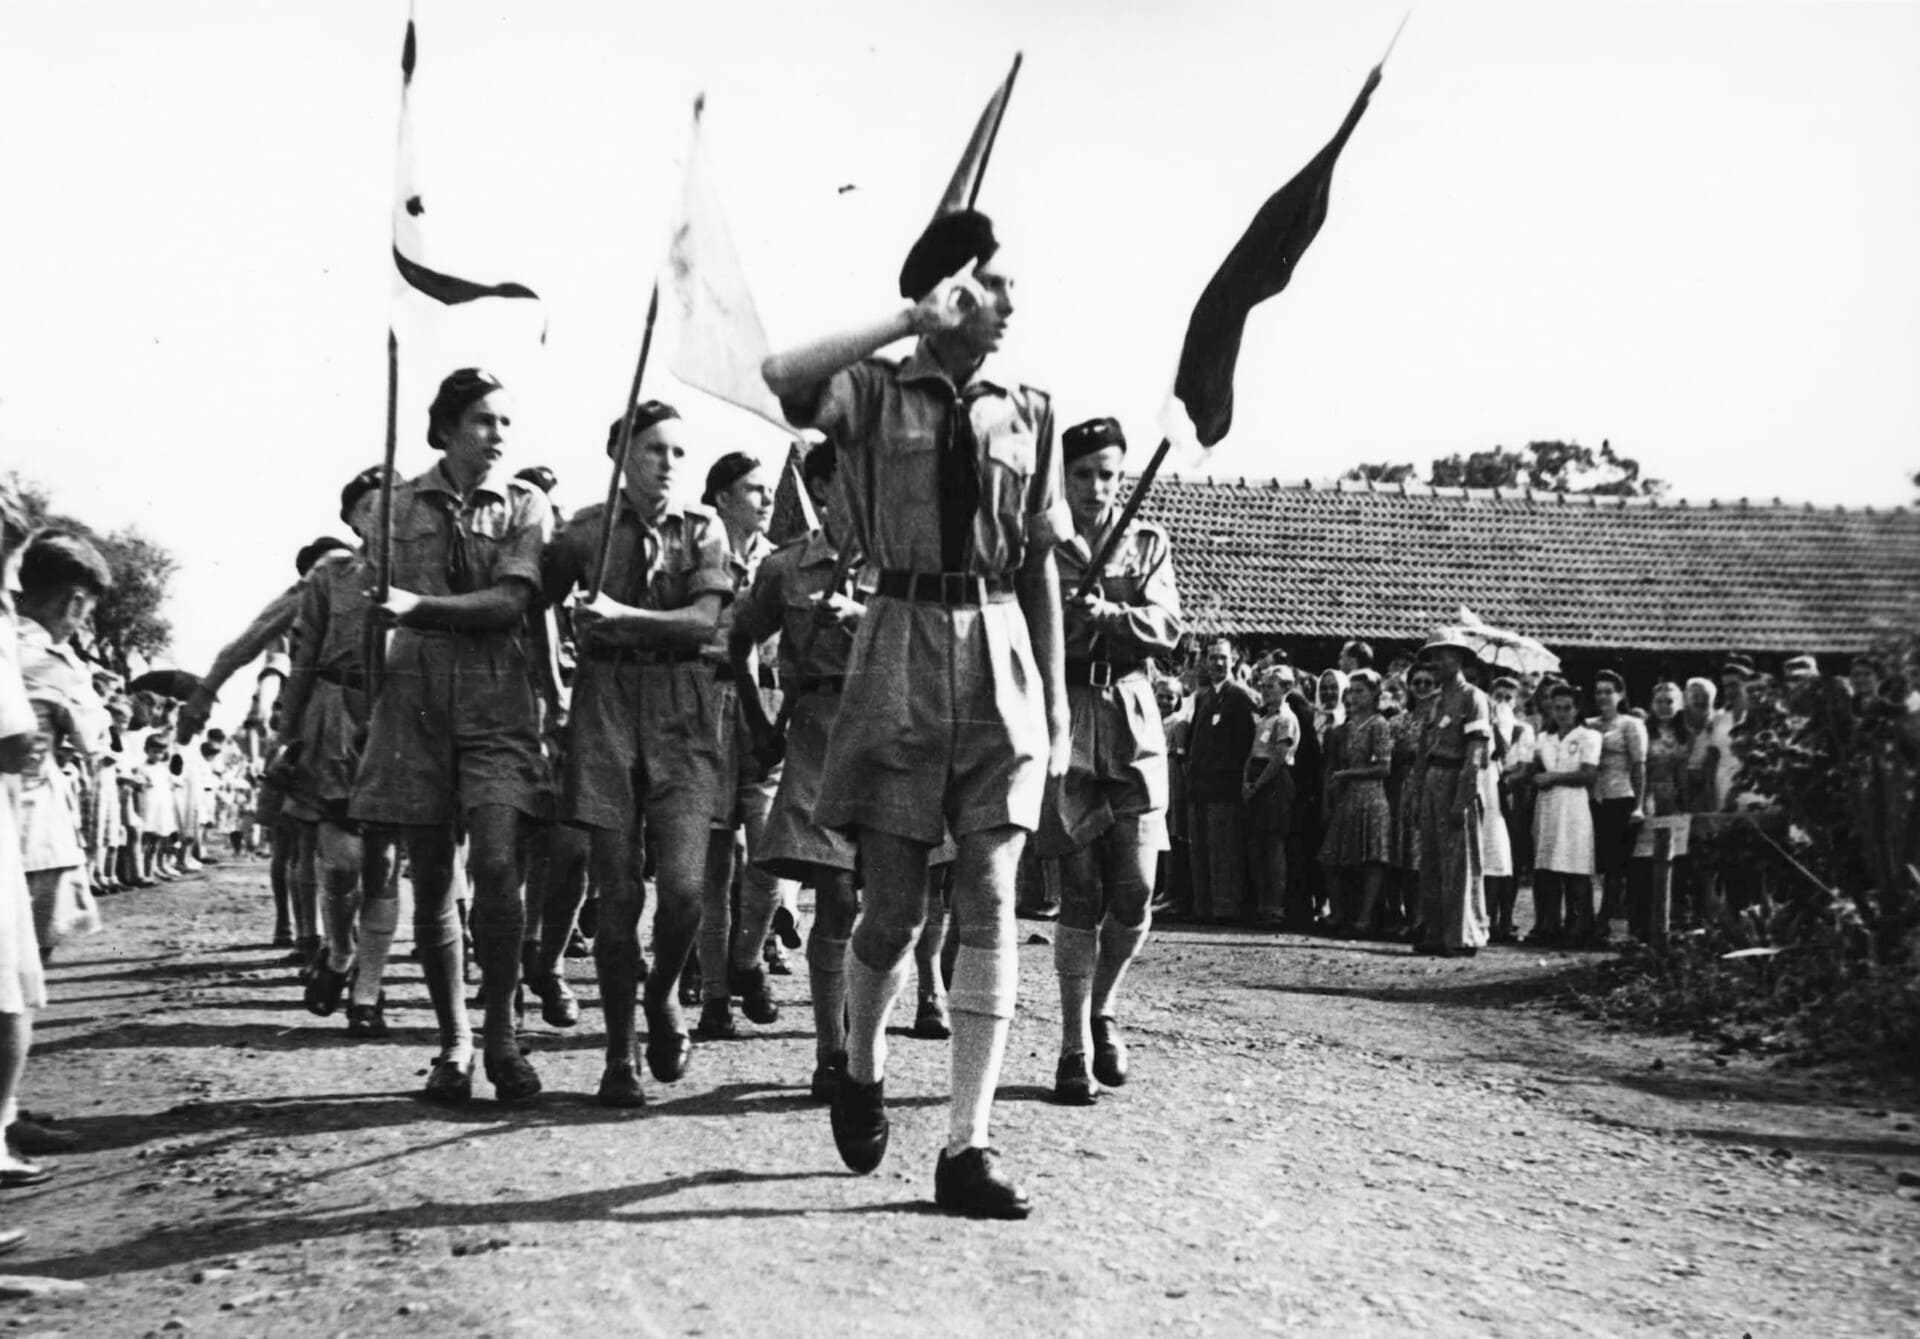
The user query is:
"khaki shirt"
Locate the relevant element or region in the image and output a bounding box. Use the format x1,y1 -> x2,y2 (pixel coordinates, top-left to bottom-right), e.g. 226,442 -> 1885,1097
787,344 -> 1070,577
1427,681 -> 1492,764
542,501 -> 733,615
387,461 -> 549,597
703,529 -> 774,663
1055,516 -> 1182,662
292,549 -> 376,676
732,530 -> 871,681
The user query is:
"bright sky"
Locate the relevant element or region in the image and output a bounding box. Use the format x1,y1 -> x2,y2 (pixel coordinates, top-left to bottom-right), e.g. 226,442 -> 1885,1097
3,1 -> 1917,719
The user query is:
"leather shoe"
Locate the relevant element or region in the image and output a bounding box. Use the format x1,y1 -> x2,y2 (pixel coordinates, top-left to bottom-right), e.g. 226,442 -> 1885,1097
694,999 -> 738,1040
1052,1052 -> 1098,1106
771,904 -> 803,950
933,1146 -> 1031,1220
483,1050 -> 543,1105
810,1050 -> 846,1105
733,965 -> 779,1026
1091,1016 -> 1129,1088
304,960 -> 351,1017
420,1054 -> 473,1105
9,1118 -> 79,1155
830,1071 -> 889,1174
529,973 -> 581,1028
345,998 -> 389,1039
642,994 -> 691,1082
911,993 -> 951,1040
596,1059 -> 647,1109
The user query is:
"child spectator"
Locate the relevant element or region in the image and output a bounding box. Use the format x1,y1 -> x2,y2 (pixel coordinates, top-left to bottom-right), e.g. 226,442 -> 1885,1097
1529,683 -> 1601,945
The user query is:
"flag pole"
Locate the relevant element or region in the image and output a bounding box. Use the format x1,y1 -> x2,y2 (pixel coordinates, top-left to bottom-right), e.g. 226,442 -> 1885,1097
370,327 -> 399,686
588,280 -> 662,602
1073,436 -> 1171,600
966,52 -> 1022,210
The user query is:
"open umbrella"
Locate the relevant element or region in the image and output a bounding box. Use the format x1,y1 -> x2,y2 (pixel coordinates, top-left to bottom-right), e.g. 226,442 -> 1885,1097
128,668 -> 206,701
1441,606 -> 1562,675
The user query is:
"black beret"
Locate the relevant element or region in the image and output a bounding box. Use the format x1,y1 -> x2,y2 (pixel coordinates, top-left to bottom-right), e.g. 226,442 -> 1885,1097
1063,416 -> 1126,463
514,465 -> 559,495
295,535 -> 351,577
426,368 -> 504,448
702,451 -> 761,507
339,466 -> 384,525
898,208 -> 997,301
606,399 -> 681,458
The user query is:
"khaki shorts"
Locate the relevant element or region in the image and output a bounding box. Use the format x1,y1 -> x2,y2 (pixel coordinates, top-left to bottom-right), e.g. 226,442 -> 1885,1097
561,658 -> 723,833
815,594 -> 1047,846
348,629 -> 549,828
756,689 -> 857,881
1035,675 -> 1169,858
288,679 -> 367,823
707,678 -> 782,830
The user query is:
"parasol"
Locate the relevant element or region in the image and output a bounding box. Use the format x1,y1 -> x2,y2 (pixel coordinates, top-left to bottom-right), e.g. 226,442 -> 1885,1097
1440,606 -> 1562,675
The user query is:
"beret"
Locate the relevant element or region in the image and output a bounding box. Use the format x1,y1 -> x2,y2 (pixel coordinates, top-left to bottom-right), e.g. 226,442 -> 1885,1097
295,535 -> 352,576
514,465 -> 559,495
426,368 -> 504,448
899,209 -> 997,301
606,399 -> 681,458
1063,416 -> 1126,463
339,466 -> 384,525
702,451 -> 760,507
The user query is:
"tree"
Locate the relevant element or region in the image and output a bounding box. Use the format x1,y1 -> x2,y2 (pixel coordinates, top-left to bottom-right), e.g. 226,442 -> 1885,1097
2,468 -> 176,672
1340,461 -> 1419,485
1419,440 -> 1667,497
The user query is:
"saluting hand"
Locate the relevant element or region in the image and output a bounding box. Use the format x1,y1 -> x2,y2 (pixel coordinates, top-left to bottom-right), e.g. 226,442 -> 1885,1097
907,263 -> 988,336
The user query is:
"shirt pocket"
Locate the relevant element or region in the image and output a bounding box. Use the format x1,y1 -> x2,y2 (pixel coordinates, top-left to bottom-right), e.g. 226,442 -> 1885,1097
390,507 -> 450,593
464,502 -> 515,584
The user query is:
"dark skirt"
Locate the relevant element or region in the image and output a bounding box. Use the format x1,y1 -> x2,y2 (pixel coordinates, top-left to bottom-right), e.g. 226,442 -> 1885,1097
1592,796 -> 1638,876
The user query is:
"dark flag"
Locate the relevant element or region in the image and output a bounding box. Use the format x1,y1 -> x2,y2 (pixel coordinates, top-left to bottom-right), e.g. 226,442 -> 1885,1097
1172,62 -> 1382,448
933,54 -> 1023,218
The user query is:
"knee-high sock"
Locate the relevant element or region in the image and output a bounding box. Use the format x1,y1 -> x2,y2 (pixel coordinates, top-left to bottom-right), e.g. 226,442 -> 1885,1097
730,868 -> 786,975
469,901 -> 526,1056
948,939 -> 1018,1153
844,947 -> 912,1086
807,931 -> 850,1060
416,902 -> 471,1061
1053,924 -> 1097,1057
596,932 -> 644,1064
697,834 -> 735,1003
1092,914 -> 1150,1021
322,877 -> 360,974
350,894 -> 399,1007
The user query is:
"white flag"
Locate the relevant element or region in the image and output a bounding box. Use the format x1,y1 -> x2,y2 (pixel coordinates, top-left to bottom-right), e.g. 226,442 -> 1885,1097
666,96 -> 788,430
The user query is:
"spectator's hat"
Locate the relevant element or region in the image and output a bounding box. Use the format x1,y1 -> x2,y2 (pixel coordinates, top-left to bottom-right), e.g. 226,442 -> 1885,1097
1419,630 -> 1481,661
1782,653 -> 1819,679
1720,652 -> 1757,680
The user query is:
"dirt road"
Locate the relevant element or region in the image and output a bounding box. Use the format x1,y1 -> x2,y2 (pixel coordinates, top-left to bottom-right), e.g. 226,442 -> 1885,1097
3,860 -> 1917,1337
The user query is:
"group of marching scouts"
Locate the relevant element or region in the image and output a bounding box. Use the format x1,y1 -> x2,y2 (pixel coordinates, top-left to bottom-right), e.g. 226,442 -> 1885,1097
160,209 -> 1174,1220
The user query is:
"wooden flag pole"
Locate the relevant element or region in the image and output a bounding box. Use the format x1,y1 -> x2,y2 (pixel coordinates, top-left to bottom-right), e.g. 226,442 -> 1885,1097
588,281 -> 663,602
370,327 -> 400,688
1072,435 -> 1170,600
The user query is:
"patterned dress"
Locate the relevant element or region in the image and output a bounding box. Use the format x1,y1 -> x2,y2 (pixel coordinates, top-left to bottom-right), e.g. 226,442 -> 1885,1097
1321,713 -> 1393,867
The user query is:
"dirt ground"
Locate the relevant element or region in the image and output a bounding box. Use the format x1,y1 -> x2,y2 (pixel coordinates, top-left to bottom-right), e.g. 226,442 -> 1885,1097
2,857 -> 1917,1338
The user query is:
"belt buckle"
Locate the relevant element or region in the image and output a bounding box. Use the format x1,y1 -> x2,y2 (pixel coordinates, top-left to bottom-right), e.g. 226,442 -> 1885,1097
939,572 -> 973,605
1088,660 -> 1113,689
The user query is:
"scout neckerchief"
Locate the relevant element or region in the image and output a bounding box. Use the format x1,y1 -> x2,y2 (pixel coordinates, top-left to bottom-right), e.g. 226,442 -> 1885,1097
939,384 -> 990,571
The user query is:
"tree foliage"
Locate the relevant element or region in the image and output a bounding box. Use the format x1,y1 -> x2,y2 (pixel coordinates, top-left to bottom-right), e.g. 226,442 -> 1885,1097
1344,440 -> 1667,497
2,469 -> 176,672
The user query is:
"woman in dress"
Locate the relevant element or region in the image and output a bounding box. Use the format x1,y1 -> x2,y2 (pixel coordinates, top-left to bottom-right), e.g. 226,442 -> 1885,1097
1587,670 -> 1647,945
1319,671 -> 1393,937
1386,667 -> 1438,938
1528,683 -> 1601,945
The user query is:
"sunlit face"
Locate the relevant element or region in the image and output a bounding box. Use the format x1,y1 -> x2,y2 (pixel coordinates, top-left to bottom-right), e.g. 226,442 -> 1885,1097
1594,680 -> 1622,714
956,251 -> 1015,357
1260,677 -> 1287,710
1318,672 -> 1342,708
1849,663 -> 1880,700
624,421 -> 686,505
441,391 -> 510,484
1549,693 -> 1579,729
1154,682 -> 1181,717
1065,446 -> 1125,529
1651,684 -> 1681,720
1493,683 -> 1518,708
348,491 -> 378,545
1408,670 -> 1437,700
1685,682 -> 1714,714
715,465 -> 772,535
1348,681 -> 1377,713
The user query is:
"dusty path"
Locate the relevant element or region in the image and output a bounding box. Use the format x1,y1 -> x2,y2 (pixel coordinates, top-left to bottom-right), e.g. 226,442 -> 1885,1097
3,860 -> 1917,1337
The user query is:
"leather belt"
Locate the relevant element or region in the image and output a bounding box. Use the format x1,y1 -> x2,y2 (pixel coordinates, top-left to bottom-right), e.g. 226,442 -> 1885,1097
316,666 -> 367,692
1064,658 -> 1143,689
584,646 -> 704,666
875,570 -> 1016,606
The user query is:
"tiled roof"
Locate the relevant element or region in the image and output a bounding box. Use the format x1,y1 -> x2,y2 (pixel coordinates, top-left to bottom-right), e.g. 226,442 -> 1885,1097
1131,477 -> 1920,652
